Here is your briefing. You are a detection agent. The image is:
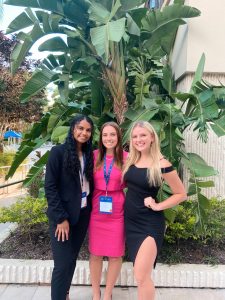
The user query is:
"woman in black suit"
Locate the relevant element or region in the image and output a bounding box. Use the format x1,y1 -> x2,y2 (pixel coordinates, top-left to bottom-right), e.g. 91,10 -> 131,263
45,114 -> 94,300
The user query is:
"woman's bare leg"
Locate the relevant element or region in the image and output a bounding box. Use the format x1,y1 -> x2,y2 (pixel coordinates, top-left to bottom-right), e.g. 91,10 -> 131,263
134,237 -> 157,300
103,257 -> 122,300
90,254 -> 103,300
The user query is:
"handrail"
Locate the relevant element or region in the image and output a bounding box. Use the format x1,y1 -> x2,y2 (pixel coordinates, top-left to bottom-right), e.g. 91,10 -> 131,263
0,163 -> 32,169
0,180 -> 24,189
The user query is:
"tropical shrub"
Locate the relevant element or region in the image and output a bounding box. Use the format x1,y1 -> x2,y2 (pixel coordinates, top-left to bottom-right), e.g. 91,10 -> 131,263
0,196 -> 48,235
165,198 -> 225,245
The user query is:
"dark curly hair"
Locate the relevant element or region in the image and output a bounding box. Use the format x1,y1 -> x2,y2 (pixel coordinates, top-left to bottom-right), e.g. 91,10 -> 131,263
63,114 -> 94,181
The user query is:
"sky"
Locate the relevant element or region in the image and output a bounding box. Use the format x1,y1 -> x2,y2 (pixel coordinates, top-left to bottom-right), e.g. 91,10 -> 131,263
1,4 -> 51,59
1,4 -> 24,31
1,4 -> 58,103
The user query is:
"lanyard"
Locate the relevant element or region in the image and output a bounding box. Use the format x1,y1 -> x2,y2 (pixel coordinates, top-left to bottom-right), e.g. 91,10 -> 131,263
103,155 -> 114,196
79,154 -> 86,188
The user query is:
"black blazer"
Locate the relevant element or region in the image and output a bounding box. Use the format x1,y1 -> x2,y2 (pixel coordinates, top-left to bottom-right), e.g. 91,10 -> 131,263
44,144 -> 93,225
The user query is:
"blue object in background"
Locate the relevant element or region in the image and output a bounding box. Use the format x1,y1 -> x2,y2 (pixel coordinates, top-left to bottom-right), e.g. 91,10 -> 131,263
146,0 -> 163,9
3,130 -> 22,139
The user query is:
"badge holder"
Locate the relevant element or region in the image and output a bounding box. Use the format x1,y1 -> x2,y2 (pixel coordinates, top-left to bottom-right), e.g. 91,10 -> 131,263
81,191 -> 87,209
99,155 -> 114,214
99,192 -> 113,214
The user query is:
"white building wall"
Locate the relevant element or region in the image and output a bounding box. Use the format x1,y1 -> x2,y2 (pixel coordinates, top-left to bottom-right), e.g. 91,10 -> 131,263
172,0 -> 225,81
171,0 -> 225,198
177,74 -> 225,198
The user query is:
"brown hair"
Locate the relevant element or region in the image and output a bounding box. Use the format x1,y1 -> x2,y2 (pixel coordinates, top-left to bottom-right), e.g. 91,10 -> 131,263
95,122 -> 123,170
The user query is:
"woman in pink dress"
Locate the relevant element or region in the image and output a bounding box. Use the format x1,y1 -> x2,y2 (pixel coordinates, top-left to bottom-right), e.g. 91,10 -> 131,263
89,122 -> 127,300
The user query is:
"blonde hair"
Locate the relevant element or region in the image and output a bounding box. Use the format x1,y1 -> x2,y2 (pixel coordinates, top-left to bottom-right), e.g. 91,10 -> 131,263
123,121 -> 162,186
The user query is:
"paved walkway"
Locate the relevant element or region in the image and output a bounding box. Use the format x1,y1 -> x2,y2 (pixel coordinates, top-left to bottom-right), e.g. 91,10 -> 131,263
0,285 -> 224,300
0,192 -> 26,207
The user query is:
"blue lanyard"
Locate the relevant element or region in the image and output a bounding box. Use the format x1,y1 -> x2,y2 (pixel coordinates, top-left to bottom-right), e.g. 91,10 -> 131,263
104,155 -> 114,195
80,154 -> 86,188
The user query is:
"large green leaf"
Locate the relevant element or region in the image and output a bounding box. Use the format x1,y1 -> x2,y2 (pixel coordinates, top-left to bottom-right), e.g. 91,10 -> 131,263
20,67 -> 58,102
91,79 -> 104,116
190,53 -> 205,93
8,1 -> 87,28
142,4 -> 200,56
38,37 -> 68,52
5,113 -> 51,179
62,0 -> 89,28
88,1 -> 111,23
129,8 -> 147,27
196,180 -> 214,188
211,116 -> 225,137
126,13 -> 140,36
5,144 -> 34,180
188,183 -> 199,196
123,108 -> 159,143
197,89 -> 218,119
144,19 -> 185,50
51,126 -> 69,144
5,135 -> 50,179
185,54 -> 206,116
120,0 -> 146,11
90,17 -> 126,62
57,74 -> 70,106
23,151 -> 50,187
162,65 -> 176,95
164,208 -> 177,223
182,153 -> 218,178
10,21 -> 44,74
47,114 -> 60,134
198,193 -> 210,209
7,8 -> 68,74
142,4 -> 200,32
4,0 -> 59,11
6,10 -> 34,33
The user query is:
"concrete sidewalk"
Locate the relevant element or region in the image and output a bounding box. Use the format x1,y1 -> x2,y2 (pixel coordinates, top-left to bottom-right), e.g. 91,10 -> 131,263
0,192 -> 26,208
0,285 -> 225,300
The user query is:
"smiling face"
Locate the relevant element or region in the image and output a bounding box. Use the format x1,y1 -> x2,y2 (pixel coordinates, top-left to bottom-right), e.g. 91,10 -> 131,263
131,125 -> 154,153
73,119 -> 92,145
102,125 -> 118,153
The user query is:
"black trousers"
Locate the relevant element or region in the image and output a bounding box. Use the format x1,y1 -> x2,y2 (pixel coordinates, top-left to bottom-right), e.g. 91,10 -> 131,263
49,209 -> 90,300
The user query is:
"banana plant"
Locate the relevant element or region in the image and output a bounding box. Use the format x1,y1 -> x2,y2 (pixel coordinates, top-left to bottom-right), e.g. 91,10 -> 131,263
5,0 -> 224,229
173,54 -> 225,142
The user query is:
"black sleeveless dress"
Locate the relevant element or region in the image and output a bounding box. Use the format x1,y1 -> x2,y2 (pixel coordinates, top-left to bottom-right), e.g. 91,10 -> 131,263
124,165 -> 173,265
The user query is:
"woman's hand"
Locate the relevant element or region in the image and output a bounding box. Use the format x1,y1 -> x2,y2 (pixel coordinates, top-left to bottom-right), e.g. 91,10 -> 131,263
144,197 -> 161,211
55,220 -> 70,242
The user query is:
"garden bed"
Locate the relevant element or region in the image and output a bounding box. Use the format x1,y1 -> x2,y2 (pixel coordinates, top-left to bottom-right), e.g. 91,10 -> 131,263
0,223 -> 224,265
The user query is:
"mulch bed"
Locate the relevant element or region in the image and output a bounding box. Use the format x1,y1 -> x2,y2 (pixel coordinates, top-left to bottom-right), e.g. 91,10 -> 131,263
0,223 -> 224,265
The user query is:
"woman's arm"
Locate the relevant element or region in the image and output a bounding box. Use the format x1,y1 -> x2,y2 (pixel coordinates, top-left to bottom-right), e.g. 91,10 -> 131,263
45,146 -> 69,224
144,159 -> 187,211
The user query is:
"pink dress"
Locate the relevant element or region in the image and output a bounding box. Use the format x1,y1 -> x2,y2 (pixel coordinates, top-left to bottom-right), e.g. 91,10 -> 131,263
89,150 -> 128,257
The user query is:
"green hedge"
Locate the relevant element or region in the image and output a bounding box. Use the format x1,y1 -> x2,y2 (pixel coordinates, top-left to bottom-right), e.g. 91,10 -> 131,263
0,152 -> 15,176
165,198 -> 225,245
0,196 -> 48,233
0,152 -> 16,167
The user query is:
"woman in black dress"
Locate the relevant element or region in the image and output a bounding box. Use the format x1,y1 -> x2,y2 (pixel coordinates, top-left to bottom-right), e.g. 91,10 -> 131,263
45,114 -> 94,300
123,121 -> 187,300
